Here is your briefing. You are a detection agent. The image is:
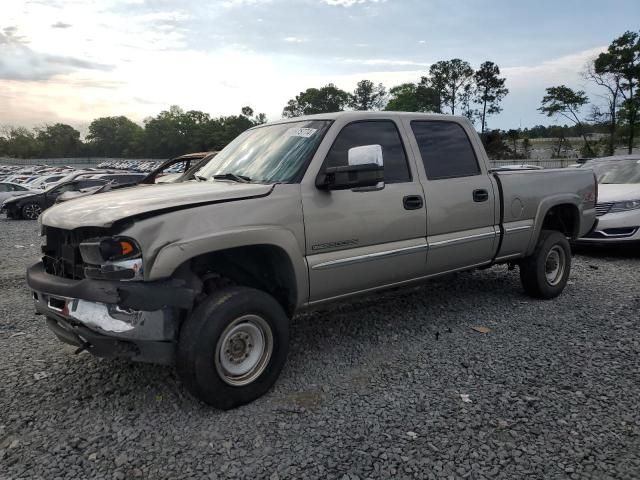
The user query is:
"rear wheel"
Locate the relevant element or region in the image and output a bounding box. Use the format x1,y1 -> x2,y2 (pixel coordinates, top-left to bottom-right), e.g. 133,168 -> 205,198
519,230 -> 571,299
21,202 -> 42,220
177,286 -> 289,409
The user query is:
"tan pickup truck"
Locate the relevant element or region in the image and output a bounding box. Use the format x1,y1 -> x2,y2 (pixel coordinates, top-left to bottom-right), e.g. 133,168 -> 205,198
27,112 -> 597,409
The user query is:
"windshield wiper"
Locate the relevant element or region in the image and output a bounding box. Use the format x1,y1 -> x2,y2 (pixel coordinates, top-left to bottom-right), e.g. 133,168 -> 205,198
195,174 -> 207,182
213,173 -> 251,183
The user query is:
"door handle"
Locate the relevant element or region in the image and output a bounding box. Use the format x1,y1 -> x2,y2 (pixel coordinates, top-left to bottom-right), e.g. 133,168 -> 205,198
403,195 -> 423,210
473,189 -> 489,202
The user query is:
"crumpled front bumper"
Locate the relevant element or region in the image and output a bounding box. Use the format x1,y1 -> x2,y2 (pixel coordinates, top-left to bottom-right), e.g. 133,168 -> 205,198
26,262 -> 197,364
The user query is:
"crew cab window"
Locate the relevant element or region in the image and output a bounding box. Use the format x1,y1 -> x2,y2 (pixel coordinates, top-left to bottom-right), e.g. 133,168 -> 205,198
325,120 -> 411,183
411,121 -> 480,179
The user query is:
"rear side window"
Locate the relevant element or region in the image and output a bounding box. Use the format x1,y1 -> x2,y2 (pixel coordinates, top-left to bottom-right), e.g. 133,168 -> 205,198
324,120 -> 411,183
411,121 -> 480,179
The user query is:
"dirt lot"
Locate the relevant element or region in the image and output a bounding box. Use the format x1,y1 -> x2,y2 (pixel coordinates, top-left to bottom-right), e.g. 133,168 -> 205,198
1,217 -> 639,480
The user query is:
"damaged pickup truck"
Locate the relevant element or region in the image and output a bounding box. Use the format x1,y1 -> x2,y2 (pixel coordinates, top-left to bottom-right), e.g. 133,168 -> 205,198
27,112 -> 598,409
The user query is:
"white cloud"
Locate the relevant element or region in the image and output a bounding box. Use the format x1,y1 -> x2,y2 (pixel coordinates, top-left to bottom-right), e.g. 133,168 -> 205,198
283,36 -> 307,43
0,0 -> 614,131
340,58 -> 430,68
322,0 -> 386,6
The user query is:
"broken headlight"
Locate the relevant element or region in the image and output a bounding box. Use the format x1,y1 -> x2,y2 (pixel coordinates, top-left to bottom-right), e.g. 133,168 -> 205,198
79,237 -> 143,281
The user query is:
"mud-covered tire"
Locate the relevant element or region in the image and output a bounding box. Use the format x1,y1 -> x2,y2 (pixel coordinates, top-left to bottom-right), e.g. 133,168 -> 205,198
519,230 -> 571,299
176,286 -> 289,410
21,202 -> 42,220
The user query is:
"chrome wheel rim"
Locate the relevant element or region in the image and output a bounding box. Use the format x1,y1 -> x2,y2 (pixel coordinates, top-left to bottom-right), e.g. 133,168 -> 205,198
215,314 -> 273,386
23,203 -> 42,220
544,246 -> 566,286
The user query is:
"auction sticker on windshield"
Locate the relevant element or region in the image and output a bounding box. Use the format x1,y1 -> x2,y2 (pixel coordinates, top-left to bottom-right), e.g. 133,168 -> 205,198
285,127 -> 317,138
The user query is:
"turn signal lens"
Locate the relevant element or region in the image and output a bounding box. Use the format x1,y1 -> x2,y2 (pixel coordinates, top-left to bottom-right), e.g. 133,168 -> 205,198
99,237 -> 141,261
79,237 -> 141,265
120,240 -> 134,256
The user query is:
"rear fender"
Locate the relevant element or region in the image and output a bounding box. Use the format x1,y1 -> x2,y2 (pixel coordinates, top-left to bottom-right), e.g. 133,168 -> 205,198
527,195 -> 581,255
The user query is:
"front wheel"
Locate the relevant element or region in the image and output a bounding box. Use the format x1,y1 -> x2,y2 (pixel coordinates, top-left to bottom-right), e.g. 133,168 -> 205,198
21,202 -> 42,220
177,286 -> 289,409
519,230 -> 571,299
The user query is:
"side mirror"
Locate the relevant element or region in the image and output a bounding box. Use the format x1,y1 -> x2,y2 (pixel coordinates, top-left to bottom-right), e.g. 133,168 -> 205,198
316,144 -> 385,191
348,144 -> 383,168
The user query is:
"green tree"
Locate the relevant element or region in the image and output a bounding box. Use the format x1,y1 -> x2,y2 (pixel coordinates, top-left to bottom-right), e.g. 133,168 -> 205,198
506,129 -> 520,154
385,83 -> 420,111
428,59 -> 474,115
460,83 -> 475,122
87,116 -> 144,157
548,125 -> 572,158
282,84 -> 350,117
522,137 -> 532,159
474,61 -> 509,135
241,106 -> 268,125
594,30 -> 640,153
2,127 -> 39,158
584,61 -> 623,156
35,123 -> 82,157
349,79 -> 387,110
207,113 -> 256,151
385,82 -> 440,112
483,130 -> 511,160
538,85 -> 594,156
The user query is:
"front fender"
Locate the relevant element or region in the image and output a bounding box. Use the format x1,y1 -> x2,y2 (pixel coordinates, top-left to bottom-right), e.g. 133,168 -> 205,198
147,226 -> 309,307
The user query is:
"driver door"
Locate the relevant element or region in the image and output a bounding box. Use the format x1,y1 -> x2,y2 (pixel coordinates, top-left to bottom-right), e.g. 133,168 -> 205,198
302,119 -> 427,303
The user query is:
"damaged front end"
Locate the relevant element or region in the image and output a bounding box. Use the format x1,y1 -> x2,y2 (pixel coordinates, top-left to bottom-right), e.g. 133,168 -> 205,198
27,225 -> 196,364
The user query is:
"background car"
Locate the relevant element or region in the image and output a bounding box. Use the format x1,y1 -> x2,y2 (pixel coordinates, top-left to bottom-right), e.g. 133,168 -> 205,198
140,152 -> 216,184
578,155 -> 640,245
0,182 -> 39,204
3,178 -> 107,220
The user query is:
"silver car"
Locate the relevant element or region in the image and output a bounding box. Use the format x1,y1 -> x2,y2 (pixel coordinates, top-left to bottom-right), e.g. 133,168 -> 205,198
579,156 -> 640,245
0,182 -> 38,204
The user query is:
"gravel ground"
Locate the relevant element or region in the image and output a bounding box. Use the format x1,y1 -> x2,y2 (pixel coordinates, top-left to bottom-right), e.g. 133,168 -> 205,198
1,216 -> 639,480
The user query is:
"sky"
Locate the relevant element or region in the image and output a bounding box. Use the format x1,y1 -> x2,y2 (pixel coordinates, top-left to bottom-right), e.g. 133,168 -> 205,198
1,0 -> 639,134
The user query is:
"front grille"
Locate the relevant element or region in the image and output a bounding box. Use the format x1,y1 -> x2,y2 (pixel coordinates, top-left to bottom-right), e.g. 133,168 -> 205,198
42,227 -> 107,279
595,202 -> 614,217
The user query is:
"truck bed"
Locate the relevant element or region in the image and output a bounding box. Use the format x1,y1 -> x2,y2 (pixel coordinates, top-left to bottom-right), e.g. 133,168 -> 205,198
492,167 -> 597,261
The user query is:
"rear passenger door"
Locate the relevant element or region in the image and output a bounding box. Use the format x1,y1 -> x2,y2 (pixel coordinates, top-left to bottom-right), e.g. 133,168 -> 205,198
303,119 -> 427,302
403,119 -> 497,274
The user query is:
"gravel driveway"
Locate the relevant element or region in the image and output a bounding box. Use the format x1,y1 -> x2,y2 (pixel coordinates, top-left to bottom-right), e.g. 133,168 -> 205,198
1,217 -> 639,480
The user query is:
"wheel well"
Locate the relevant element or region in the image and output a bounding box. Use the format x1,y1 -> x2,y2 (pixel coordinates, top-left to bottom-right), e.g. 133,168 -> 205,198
185,245 -> 297,317
541,204 -> 579,239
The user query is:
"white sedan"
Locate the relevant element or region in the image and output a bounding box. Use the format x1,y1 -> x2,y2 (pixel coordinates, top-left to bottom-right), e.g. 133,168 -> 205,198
578,156 -> 640,245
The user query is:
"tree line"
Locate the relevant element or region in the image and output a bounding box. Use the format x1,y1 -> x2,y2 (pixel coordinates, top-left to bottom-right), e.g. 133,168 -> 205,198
535,30 -> 640,157
0,106 -> 266,159
283,59 -> 508,136
1,30 -> 637,160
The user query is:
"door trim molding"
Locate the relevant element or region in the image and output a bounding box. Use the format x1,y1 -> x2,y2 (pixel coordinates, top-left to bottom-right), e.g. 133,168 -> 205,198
428,231 -> 496,249
311,243 -> 428,270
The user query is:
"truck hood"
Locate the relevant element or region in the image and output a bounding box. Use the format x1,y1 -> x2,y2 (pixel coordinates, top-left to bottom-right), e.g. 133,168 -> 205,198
41,181 -> 274,229
597,184 -> 640,203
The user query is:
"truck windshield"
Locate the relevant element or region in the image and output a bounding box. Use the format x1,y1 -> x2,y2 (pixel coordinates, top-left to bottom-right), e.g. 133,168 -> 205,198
197,120 -> 332,183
